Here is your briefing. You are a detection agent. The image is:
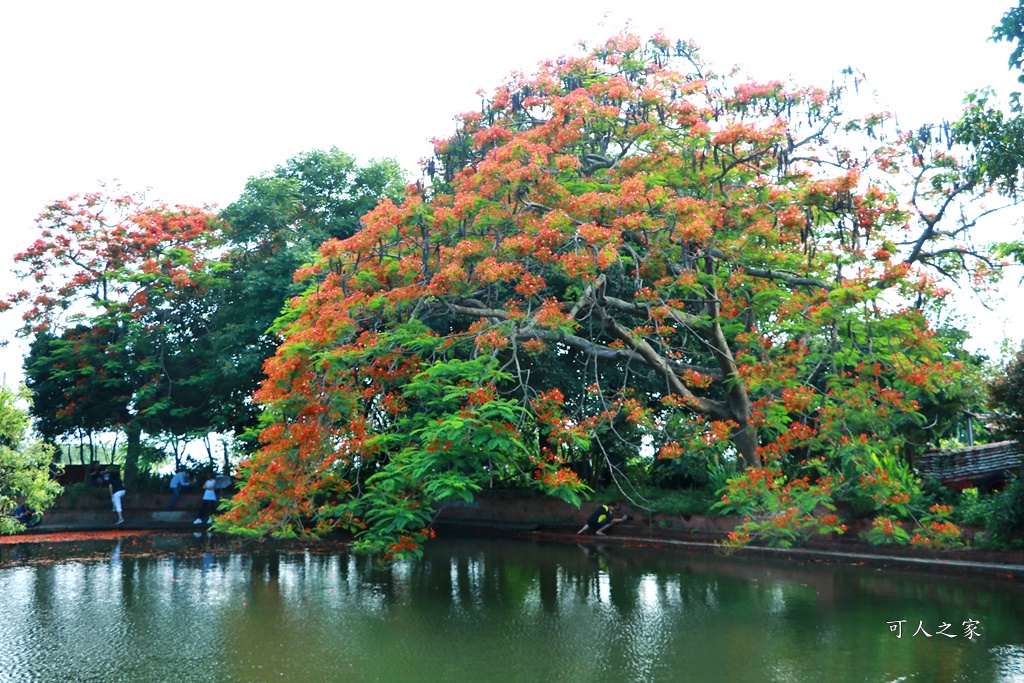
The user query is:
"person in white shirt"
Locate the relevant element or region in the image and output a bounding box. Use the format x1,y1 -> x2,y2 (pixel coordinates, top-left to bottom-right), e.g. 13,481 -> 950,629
104,467 -> 126,526
194,473 -> 218,525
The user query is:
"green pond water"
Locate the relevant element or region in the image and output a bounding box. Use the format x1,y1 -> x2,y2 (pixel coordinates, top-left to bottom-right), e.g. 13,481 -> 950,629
0,533 -> 1022,683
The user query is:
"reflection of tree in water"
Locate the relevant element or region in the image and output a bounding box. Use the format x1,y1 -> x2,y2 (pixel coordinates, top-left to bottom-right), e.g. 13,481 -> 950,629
0,537 -> 1022,682
210,544 -> 868,680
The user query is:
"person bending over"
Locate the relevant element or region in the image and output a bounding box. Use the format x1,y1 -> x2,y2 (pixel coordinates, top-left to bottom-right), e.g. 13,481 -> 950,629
577,501 -> 631,536
104,467 -> 126,525
168,470 -> 192,510
11,499 -> 33,525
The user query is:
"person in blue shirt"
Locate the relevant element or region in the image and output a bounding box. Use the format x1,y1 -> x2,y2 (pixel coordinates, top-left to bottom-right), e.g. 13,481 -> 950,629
11,498 -> 33,525
167,470 -> 192,509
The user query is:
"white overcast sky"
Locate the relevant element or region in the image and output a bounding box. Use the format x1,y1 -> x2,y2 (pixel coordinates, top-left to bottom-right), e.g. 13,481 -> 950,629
1,0 -> 1021,386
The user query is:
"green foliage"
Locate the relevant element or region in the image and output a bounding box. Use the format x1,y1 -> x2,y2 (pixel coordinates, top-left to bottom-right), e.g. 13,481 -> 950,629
651,454 -> 716,491
220,325 -> 591,558
8,189 -> 229,487
222,148 -> 406,252
0,385 -> 62,534
939,5 -> 1024,269
132,466 -> 175,494
61,482 -> 108,509
7,153 -> 406,487
858,483 -> 966,549
837,448 -> 920,518
209,149 -> 407,443
315,356 -> 592,559
954,90 -> 1024,197
917,474 -> 959,511
986,475 -> 1024,547
913,326 -> 994,448
987,345 -> 1024,441
24,329 -> 128,442
636,486 -> 717,517
954,487 -> 995,527
993,2 -> 1024,85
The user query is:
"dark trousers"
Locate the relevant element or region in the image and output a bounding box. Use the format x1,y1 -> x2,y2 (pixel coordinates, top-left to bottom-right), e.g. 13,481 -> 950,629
197,498 -> 217,522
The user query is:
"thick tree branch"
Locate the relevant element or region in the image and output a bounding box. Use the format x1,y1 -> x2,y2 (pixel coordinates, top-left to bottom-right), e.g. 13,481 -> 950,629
704,247 -> 832,290
448,296 -> 725,383
589,304 -> 733,420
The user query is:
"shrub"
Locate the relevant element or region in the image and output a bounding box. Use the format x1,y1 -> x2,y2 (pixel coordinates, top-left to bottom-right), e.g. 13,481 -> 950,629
639,487 -> 717,517
862,515 -> 912,545
62,482 -> 108,509
917,475 -> 959,510
986,475 -> 1024,548
909,504 -> 964,549
954,487 -> 995,527
714,467 -> 846,549
840,451 -> 919,518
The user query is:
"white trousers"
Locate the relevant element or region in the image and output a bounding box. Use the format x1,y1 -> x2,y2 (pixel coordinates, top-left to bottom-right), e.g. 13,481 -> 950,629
111,489 -> 126,513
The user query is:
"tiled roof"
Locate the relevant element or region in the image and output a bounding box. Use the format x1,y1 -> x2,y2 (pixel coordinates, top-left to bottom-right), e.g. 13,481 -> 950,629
917,441 -> 1024,484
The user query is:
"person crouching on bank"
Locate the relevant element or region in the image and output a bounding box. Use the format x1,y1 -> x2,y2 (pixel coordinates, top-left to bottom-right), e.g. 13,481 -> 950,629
577,501 -> 631,536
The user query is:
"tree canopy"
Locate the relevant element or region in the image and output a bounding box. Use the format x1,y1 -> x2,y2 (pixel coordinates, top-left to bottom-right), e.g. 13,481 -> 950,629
209,149 -> 407,438
994,1 -> 1024,87
221,32 -> 1016,557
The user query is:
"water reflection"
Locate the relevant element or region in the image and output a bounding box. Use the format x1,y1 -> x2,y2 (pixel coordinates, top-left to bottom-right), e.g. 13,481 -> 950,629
0,535 -> 1022,682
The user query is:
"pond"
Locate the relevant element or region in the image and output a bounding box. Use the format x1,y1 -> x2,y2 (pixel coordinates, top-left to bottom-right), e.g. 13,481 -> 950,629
0,533 -> 1022,682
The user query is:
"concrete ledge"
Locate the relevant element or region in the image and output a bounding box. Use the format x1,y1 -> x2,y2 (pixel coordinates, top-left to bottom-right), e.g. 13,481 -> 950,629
150,511 -> 189,522
520,529 -> 1024,580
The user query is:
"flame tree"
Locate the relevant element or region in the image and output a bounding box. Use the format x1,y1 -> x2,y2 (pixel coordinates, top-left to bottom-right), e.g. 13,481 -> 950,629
223,32 -> 1012,556
6,187 -> 228,486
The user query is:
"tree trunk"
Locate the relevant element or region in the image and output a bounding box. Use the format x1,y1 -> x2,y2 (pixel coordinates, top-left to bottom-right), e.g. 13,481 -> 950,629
731,421 -> 760,470
123,423 -> 142,490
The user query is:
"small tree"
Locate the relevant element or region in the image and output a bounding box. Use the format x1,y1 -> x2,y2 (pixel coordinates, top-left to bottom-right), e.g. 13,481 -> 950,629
988,346 -> 1024,442
0,385 -> 62,534
4,185 -> 228,487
